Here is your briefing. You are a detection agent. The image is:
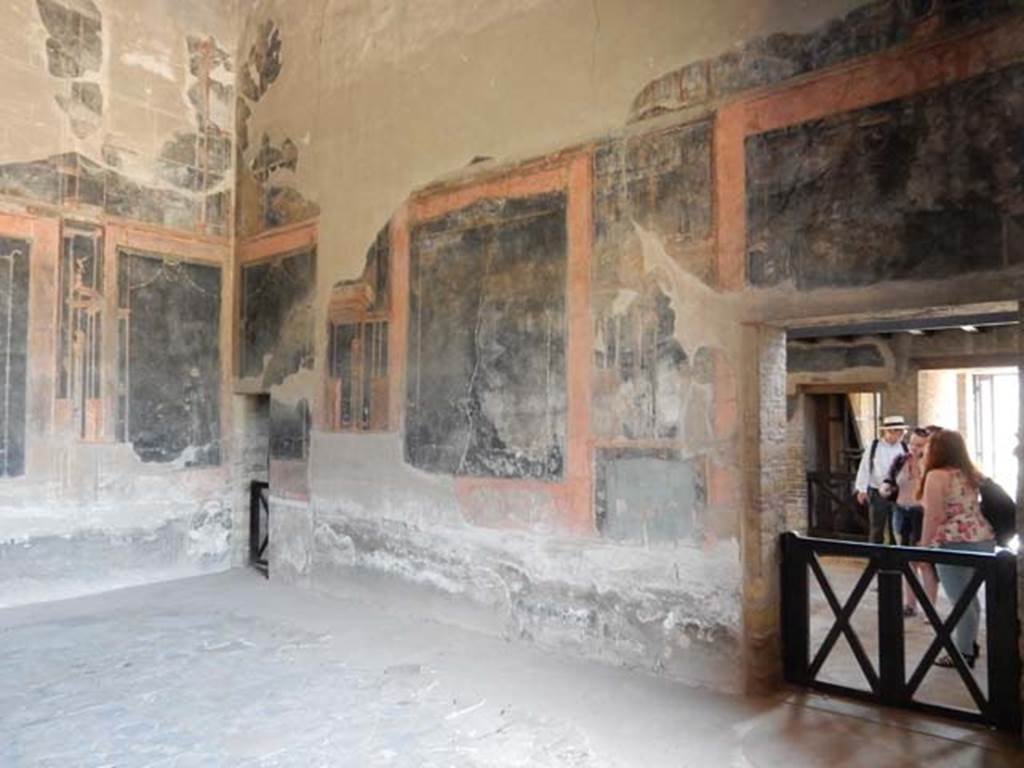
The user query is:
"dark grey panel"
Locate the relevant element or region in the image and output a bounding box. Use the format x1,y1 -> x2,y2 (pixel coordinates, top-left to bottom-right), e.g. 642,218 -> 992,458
405,193 -> 567,479
0,237 -> 30,478
594,447 -> 704,543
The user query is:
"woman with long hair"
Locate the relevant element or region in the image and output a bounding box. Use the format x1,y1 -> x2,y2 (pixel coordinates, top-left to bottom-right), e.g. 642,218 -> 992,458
917,429 -> 995,668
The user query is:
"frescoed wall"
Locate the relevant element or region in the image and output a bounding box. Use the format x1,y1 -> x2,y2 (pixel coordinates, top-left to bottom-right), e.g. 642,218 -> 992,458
0,0 -> 237,606
4,0 -> 1023,696
231,0 -> 1024,695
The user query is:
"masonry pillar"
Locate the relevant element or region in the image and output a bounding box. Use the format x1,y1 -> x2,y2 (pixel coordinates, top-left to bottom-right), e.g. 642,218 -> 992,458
1016,301 -> 1024,737
742,323 -> 789,693
783,391 -> 808,534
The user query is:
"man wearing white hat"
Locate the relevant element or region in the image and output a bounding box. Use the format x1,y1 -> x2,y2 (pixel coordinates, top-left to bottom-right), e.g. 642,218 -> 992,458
854,415 -> 909,543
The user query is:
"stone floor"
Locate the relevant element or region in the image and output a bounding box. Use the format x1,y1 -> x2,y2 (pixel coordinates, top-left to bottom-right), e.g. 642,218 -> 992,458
0,570 -> 1019,767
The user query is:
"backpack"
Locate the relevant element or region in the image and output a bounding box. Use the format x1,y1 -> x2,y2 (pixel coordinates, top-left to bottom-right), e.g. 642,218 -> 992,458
882,451 -> 911,502
978,477 -> 1017,547
869,438 -> 908,468
869,439 -> 908,502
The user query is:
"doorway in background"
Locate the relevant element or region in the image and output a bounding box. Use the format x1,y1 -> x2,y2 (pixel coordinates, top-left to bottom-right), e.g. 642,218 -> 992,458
805,390 -> 880,540
237,393 -> 270,574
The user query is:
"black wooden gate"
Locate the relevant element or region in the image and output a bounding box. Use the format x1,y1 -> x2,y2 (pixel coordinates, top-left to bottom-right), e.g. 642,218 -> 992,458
781,532 -> 1021,734
806,471 -> 867,539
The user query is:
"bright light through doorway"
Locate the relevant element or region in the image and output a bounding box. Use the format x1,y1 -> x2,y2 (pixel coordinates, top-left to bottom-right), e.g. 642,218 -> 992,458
917,366 -> 1019,500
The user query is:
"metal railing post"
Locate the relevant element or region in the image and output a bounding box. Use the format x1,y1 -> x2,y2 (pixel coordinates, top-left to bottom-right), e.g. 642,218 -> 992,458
249,480 -> 260,564
781,532 -> 810,685
877,550 -> 906,705
986,549 -> 1022,734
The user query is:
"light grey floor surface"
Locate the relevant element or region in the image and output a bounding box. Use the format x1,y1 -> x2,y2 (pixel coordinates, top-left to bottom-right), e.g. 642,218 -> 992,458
0,569 -> 1019,767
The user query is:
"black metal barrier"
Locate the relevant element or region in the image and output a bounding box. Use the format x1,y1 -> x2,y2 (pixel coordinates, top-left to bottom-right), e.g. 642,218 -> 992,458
806,471 -> 866,539
781,531 -> 1021,734
250,480 -> 269,577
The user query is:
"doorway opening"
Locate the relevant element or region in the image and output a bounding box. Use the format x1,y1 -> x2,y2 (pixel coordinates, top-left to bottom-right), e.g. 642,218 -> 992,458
237,393 -> 270,575
803,389 -> 880,539
781,308 -> 1022,730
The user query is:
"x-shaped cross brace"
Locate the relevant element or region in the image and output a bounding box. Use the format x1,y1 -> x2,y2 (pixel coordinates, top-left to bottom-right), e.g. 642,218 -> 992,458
807,554 -> 880,693
903,563 -> 988,714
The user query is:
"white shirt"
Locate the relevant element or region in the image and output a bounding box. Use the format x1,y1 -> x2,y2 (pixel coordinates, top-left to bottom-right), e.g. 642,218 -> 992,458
854,439 -> 907,493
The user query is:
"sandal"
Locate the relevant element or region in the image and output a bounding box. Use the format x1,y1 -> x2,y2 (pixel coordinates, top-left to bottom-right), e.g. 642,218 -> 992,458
934,643 -> 979,670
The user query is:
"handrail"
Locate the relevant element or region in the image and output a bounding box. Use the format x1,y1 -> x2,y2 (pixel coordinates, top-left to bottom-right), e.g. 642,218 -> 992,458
786,533 -> 1011,566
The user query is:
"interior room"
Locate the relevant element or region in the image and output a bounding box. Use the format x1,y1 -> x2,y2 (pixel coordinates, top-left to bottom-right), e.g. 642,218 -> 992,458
1,1 -> 1023,765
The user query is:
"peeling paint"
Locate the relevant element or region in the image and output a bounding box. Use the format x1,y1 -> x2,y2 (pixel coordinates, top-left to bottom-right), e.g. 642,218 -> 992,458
120,50 -> 175,80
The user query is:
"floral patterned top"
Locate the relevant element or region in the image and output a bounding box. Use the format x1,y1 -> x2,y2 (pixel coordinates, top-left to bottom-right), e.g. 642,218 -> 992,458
933,469 -> 994,544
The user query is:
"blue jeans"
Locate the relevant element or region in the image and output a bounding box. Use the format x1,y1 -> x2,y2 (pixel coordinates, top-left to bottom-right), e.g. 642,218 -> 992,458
892,504 -> 923,545
935,540 -> 994,656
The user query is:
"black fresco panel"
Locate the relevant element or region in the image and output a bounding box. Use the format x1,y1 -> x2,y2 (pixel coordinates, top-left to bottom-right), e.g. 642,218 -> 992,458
746,64 -> 1024,290
240,248 -> 315,385
405,193 -> 567,480
120,251 -> 221,465
269,397 -> 309,460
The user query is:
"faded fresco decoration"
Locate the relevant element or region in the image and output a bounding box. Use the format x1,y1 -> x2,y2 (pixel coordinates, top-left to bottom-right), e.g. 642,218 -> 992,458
153,32 -> 234,230
117,251 -> 221,466
0,4 -> 234,236
327,225 -> 391,432
593,120 -> 714,283
0,237 -> 30,478
270,396 -> 310,460
38,0 -> 103,138
630,0 -> 1012,121
746,63 -> 1024,290
55,223 -> 104,439
0,153 -> 230,236
236,18 -> 319,236
240,248 -> 316,388
406,194 -> 567,480
590,116 -> 729,544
